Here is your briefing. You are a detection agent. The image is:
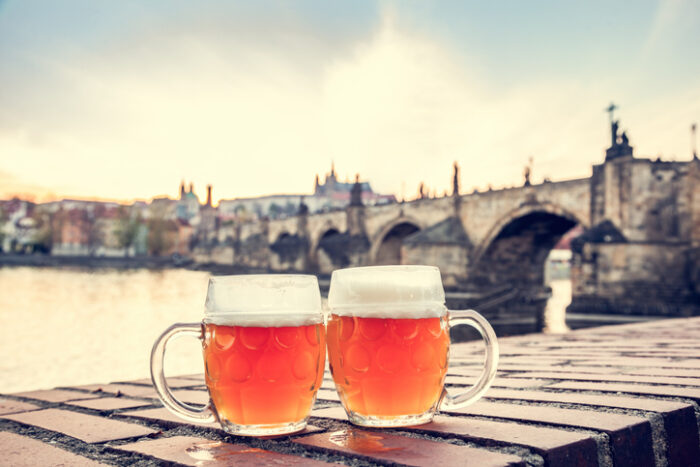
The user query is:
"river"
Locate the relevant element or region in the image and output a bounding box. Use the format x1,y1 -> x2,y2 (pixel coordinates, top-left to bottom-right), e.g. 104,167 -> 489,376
0,267 -> 573,393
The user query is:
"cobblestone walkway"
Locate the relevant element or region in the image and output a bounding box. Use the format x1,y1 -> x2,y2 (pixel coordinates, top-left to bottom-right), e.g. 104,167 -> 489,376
2,318 -> 700,466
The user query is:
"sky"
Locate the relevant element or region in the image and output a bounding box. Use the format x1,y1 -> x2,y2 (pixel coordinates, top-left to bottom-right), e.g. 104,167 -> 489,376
1,0 -> 699,204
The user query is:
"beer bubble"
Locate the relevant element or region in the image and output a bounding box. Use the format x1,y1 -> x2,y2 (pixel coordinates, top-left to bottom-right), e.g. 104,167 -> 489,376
292,351 -> 314,380
346,344 -> 370,373
359,318 -> 387,341
393,319 -> 419,340
258,351 -> 287,382
274,327 -> 300,349
240,327 -> 270,350
305,324 -> 320,346
377,345 -> 401,374
225,351 -> 251,383
205,354 -> 221,382
411,341 -> 437,371
214,327 -> 236,351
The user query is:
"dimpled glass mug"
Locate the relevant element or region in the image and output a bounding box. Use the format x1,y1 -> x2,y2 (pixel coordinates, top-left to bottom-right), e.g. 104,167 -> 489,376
326,265 -> 499,427
150,275 -> 326,436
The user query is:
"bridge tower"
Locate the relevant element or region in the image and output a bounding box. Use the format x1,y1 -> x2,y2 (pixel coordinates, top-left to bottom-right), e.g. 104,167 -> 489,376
569,108 -> 700,316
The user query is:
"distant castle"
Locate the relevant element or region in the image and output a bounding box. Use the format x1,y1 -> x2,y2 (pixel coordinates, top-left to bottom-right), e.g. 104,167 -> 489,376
217,163 -> 395,221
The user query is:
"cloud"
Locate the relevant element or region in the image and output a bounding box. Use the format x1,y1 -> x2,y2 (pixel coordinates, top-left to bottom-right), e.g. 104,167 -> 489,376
0,4 -> 698,203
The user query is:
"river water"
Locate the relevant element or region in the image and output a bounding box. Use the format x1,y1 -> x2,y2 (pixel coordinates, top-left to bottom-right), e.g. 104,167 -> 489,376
0,267 -> 572,393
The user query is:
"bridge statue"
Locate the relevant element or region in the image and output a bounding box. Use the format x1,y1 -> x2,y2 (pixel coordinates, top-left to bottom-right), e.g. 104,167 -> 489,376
350,174 -> 363,207
605,104 -> 634,160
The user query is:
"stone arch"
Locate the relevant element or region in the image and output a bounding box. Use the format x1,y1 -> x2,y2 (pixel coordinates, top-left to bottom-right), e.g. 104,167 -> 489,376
275,231 -> 291,244
269,231 -> 308,266
370,217 -> 423,265
470,203 -> 585,288
313,227 -> 343,273
309,220 -> 342,254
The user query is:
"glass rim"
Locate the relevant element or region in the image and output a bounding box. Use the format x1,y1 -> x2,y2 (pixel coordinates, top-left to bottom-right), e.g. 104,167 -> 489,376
330,265 -> 440,275
208,274 -> 319,283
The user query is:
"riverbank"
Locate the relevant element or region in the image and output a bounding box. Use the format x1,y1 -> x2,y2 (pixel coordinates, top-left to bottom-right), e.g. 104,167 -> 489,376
0,253 -> 177,270
0,253 -> 287,276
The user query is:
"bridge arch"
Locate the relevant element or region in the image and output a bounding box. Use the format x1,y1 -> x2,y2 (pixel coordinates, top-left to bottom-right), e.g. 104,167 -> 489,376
313,227 -> 344,273
470,203 -> 585,288
370,216 -> 423,265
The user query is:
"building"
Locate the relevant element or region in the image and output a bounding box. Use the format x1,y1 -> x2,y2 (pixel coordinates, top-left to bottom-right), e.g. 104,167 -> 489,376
314,163 -> 395,209
218,164 -> 396,221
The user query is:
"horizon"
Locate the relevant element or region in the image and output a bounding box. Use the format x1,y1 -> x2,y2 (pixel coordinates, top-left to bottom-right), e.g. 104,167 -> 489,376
2,1 -> 699,203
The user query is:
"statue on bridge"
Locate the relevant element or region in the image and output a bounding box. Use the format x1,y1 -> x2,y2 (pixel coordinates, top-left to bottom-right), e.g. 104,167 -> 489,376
350,174 -> 363,207
605,102 -> 634,161
452,162 -> 460,197
523,156 -> 533,186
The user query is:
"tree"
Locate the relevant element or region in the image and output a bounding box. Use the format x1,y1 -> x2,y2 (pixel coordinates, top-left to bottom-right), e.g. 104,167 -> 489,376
31,213 -> 53,254
147,216 -> 175,256
115,207 -> 140,256
268,203 -> 281,219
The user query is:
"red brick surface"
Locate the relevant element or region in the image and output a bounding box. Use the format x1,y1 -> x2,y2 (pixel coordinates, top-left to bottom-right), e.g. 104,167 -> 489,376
118,407 -> 220,429
548,381 -> 700,400
508,371 -> 700,387
0,397 -> 41,415
126,377 -> 204,388
0,431 -> 107,466
312,406 -> 597,467
14,389 -> 100,403
2,316 -> 700,466
65,397 -> 153,411
75,383 -> 158,399
117,435 -> 337,466
445,375 -> 548,389
450,401 -> 656,466
295,428 -> 524,467
1,408 -> 156,443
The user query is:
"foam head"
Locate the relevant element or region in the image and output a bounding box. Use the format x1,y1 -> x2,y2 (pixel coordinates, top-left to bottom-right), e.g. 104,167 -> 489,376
204,275 -> 323,327
328,265 -> 446,318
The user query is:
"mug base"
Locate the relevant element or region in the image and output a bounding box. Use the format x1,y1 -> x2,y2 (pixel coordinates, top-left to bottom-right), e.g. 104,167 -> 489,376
347,410 -> 434,428
220,419 -> 307,437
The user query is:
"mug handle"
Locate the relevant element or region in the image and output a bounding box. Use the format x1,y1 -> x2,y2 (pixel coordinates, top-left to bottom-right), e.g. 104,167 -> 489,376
439,309 -> 499,411
150,323 -> 216,423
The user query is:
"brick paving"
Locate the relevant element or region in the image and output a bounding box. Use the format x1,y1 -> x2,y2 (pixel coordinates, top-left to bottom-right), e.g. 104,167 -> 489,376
1,317 -> 700,466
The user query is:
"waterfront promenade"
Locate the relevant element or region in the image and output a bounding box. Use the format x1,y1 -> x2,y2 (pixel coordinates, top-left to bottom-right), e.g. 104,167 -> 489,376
2,317 -> 700,466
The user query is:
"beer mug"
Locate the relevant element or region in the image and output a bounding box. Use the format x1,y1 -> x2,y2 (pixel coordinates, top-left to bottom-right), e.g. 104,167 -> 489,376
150,275 -> 326,436
326,266 -> 498,427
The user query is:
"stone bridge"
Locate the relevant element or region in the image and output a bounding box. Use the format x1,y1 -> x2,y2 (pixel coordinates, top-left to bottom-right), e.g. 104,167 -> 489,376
205,139 -> 700,320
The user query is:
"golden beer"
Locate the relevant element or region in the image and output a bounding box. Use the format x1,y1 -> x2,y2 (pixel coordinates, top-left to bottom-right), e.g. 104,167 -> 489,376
327,315 -> 448,417
326,265 -> 499,427
203,322 -> 325,426
151,274 -> 325,435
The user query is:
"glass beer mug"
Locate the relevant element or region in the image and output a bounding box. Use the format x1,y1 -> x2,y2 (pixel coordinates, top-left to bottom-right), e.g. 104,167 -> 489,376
326,266 -> 498,427
150,275 -> 326,436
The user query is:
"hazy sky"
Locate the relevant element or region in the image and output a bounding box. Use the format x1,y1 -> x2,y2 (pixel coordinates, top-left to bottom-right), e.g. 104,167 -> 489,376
1,0 -> 699,203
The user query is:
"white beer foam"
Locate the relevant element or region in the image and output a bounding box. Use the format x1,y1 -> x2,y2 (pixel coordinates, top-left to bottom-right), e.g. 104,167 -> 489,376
204,312 -> 323,327
204,274 -> 323,327
328,265 -> 447,319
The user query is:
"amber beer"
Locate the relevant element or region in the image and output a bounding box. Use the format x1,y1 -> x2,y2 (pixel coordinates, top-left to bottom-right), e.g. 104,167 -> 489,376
327,315 -> 448,417
203,322 -> 325,426
151,275 -> 325,436
327,266 -> 499,427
